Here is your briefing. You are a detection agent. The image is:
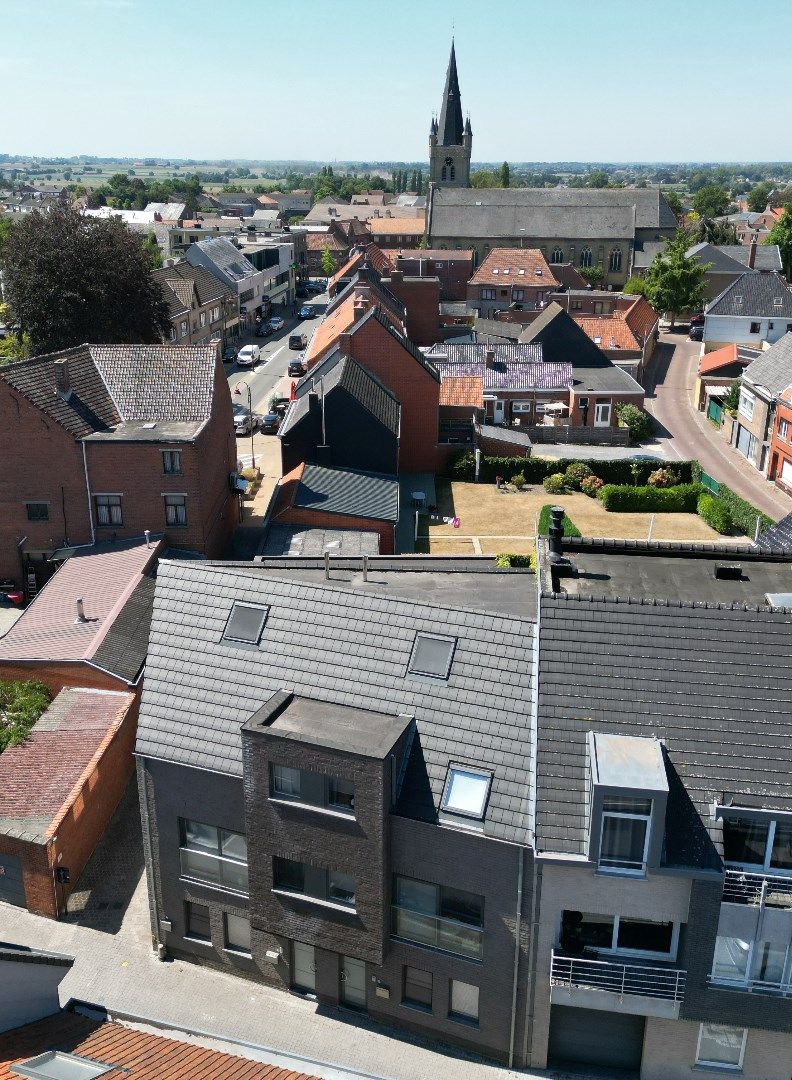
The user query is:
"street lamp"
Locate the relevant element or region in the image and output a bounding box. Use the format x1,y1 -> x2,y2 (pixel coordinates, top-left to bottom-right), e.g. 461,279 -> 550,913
235,382 -> 255,469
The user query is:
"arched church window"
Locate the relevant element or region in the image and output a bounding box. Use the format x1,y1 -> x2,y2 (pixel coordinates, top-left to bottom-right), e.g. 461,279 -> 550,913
609,248 -> 622,273
551,248 -> 563,264
579,248 -> 593,269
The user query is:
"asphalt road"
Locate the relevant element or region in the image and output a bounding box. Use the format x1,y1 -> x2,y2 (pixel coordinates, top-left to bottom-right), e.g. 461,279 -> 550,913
225,285 -> 328,414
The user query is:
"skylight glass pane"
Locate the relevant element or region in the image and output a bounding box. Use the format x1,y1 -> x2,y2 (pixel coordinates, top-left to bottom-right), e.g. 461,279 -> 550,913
222,602 -> 268,644
409,634 -> 456,679
11,1051 -> 114,1079
443,768 -> 491,818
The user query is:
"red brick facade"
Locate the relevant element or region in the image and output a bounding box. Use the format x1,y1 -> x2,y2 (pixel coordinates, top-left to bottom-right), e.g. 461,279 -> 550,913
769,390 -> 792,495
382,272 -> 441,346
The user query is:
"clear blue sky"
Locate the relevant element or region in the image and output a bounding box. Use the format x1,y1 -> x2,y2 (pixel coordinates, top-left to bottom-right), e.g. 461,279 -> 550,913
3,0 -> 791,163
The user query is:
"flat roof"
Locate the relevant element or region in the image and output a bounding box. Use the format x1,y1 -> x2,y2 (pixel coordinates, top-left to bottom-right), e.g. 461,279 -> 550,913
591,732 -> 668,793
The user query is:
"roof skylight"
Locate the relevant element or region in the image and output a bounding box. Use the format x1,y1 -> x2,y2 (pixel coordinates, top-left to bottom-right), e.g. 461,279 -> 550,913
222,602 -> 269,645
441,766 -> 492,819
11,1051 -> 114,1079
408,633 -> 457,680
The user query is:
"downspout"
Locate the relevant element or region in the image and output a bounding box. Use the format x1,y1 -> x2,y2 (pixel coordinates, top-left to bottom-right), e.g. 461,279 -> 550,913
136,757 -> 165,958
508,846 -> 525,1069
81,441 -> 96,545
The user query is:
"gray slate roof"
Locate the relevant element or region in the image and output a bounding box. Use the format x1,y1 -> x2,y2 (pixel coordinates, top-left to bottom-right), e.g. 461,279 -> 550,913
295,463 -> 399,523
756,511 -> 792,554
280,355 -> 400,440
741,333 -> 792,397
136,560 -> 536,843
189,237 -> 258,282
260,525 -> 381,557
91,574 -> 155,683
536,593 -> 792,867
474,318 -> 522,342
706,272 -> 792,318
718,244 -> 783,272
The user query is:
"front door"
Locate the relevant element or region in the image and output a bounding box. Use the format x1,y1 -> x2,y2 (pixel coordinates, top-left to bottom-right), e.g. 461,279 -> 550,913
0,853 -> 26,908
594,401 -> 612,427
340,955 -> 366,1009
292,942 -> 316,993
493,399 -> 505,425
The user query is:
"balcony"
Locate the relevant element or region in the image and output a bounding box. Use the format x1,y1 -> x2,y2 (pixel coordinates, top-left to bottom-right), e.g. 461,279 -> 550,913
550,950 -> 686,1019
391,905 -> 483,961
708,973 -> 792,998
723,868 -> 792,907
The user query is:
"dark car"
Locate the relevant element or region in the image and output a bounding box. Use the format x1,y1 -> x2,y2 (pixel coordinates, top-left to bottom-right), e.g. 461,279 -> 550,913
255,323 -> 272,338
260,412 -> 281,434
222,346 -> 238,363
288,358 -> 306,378
298,305 -> 313,319
289,332 -> 308,350
689,324 -> 704,341
295,286 -> 309,299
306,280 -> 325,294
690,313 -> 705,326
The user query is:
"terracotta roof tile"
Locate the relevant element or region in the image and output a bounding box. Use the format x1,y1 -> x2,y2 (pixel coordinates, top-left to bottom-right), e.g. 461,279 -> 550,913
303,294 -> 358,366
622,295 -> 659,340
469,247 -> 559,288
439,375 -> 484,407
366,217 -> 425,236
574,315 -> 640,351
698,343 -> 739,375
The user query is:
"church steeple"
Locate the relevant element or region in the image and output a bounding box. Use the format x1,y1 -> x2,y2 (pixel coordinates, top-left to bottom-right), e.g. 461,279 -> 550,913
429,41 -> 472,188
438,41 -> 464,147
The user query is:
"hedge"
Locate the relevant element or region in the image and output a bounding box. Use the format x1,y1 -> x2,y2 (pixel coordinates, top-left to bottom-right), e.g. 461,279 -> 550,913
697,493 -> 733,535
495,551 -> 536,570
598,483 -> 705,513
538,504 -> 582,537
0,679 -> 51,753
444,450 -> 696,487
690,462 -> 774,537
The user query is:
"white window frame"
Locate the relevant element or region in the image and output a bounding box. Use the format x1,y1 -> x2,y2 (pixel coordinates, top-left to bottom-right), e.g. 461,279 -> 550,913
738,389 -> 755,420
512,401 -> 533,414
778,418 -> 790,442
722,814 -> 792,874
608,915 -> 679,961
163,492 -> 187,527
695,1023 -> 747,1070
598,802 -> 652,876
594,401 -> 612,427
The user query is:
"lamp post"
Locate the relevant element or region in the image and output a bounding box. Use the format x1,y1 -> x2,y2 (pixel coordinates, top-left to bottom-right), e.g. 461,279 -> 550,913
235,382 -> 255,469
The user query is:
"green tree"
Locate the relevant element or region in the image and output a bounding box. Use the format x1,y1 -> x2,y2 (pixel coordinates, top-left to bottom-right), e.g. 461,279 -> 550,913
747,183 -> 772,213
623,276 -> 649,297
579,265 -> 605,286
470,169 -> 498,188
692,185 -> 730,219
0,205 -> 171,354
141,231 -> 163,269
586,170 -> 610,188
320,245 -> 337,276
499,161 -> 510,187
723,379 -> 741,414
0,679 -> 51,752
644,230 -> 710,327
663,189 -> 683,217
766,204 -> 792,278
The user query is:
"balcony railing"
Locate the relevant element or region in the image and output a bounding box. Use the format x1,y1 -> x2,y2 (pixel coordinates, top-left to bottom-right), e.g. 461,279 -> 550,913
723,868 -> 792,907
391,905 -> 483,961
550,950 -> 686,1002
708,973 -> 792,998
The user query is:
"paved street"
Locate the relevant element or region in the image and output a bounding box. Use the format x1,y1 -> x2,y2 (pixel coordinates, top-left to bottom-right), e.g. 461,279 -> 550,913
644,331 -> 792,523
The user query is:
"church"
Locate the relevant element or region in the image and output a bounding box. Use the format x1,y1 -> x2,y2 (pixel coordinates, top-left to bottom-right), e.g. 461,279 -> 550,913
425,44 -> 678,286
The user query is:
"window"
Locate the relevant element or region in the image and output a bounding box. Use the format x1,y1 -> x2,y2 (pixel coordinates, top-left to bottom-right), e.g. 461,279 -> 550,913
598,795 -> 651,874
512,289 -> 524,301
513,401 -> 532,414
94,494 -> 122,526
749,321 -> 761,334
162,449 -> 182,474
723,814 -> 792,872
403,966 -> 432,1011
441,766 -> 492,819
441,166 -> 447,181
10,1051 -> 115,1078
270,764 -> 355,816
738,390 -> 755,419
179,818 -> 248,893
695,1024 -> 747,1070
164,493 -> 187,526
180,319 -> 188,337
408,633 -> 457,679
779,418 -> 790,442
392,875 -> 484,960
222,602 -> 269,644
272,856 -> 356,909
450,165 -> 455,181
25,502 -> 49,522
328,775 -> 355,812
211,305 -> 220,322
712,935 -> 751,982
608,248 -> 622,273
551,248 -> 564,264
594,401 -> 612,427
579,248 -> 593,269
185,900 -> 211,942
560,911 -> 677,958
224,912 -> 251,954
272,764 -> 301,797
199,311 -> 207,326
449,979 -> 479,1023
481,288 -> 496,301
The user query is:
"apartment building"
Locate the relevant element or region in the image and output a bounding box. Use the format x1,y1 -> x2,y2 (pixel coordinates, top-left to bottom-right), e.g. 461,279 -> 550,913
153,260 -> 237,346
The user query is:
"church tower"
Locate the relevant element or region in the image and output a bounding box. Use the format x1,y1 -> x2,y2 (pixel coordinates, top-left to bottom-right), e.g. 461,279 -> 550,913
429,41 -> 472,187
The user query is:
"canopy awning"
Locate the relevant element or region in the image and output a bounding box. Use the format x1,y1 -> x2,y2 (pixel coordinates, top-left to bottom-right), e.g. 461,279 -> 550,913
544,401 -> 570,413
705,384 -> 731,398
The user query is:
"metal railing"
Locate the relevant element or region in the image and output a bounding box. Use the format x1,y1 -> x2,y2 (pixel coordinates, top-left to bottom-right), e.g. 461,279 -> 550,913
391,906 -> 483,961
550,950 -> 686,1002
723,868 -> 792,907
708,973 -> 792,998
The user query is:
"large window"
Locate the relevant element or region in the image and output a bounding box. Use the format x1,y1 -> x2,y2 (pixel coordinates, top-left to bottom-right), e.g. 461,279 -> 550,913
403,965 -> 432,1011
392,874 -> 483,960
179,818 -> 248,893
164,494 -> 187,526
723,815 -> 792,872
695,1024 -> 747,1070
449,979 -> 479,1023
184,900 -> 211,942
481,288 -> 496,301
608,248 -> 622,273
598,796 -> 651,875
270,764 -> 355,816
224,912 -> 251,954
272,856 -> 356,909
560,910 -> 677,959
162,449 -> 182,474
579,248 -> 593,269
550,248 -> 564,264
95,494 -> 122,526
738,389 -> 755,419
712,934 -> 792,991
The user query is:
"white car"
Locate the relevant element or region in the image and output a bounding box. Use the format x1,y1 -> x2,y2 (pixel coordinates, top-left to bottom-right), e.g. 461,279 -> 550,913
236,344 -> 260,368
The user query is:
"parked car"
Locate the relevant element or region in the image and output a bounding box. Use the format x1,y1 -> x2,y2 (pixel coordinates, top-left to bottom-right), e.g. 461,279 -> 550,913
288,358 -> 307,377
306,280 -> 325,294
689,312 -> 705,327
255,323 -> 271,338
689,324 -> 704,341
295,286 -> 309,299
260,412 -> 281,434
268,316 -> 285,332
289,332 -> 308,350
222,346 -> 238,363
233,404 -> 256,435
298,305 -> 313,319
237,344 -> 261,367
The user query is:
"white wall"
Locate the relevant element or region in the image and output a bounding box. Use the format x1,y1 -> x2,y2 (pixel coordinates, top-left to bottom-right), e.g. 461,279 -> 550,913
704,313 -> 792,348
0,955 -> 71,1032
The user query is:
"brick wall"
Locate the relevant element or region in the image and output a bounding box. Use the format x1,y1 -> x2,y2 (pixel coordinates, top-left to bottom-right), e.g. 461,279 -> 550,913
0,834 -> 56,918
568,391 -> 645,427
275,505 -> 392,554
769,397 -> 792,493
0,661 -> 130,698
382,273 -> 441,346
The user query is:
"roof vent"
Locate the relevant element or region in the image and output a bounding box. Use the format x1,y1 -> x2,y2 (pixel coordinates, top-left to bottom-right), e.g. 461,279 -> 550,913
142,422 -> 156,429
75,597 -> 88,623
714,563 -> 742,580
518,268 -> 526,275
502,268 -> 510,274
774,297 -> 783,307
492,268 -> 499,275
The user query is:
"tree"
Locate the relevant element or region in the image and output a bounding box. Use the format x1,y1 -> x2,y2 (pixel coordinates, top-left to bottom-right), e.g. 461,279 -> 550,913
643,231 -> 710,327
141,231 -> 163,269
586,170 -> 610,188
691,185 -> 730,219
663,189 -> 683,217
579,265 -> 605,286
470,169 -> 498,188
747,183 -> 772,213
623,277 -> 649,297
499,161 -> 510,188
0,679 -> 51,752
320,245 -> 337,276
0,205 -> 171,354
766,205 -> 792,279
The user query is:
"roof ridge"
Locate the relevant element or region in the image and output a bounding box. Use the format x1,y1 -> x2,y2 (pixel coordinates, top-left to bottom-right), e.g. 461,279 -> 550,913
541,590 -> 792,615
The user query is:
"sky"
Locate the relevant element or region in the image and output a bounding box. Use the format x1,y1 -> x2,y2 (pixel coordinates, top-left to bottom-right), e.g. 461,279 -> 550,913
3,0 -> 792,164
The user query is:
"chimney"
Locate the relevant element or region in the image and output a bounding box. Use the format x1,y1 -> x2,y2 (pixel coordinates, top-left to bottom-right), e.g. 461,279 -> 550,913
548,506 -> 564,559
308,391 -> 321,417
389,268 -> 404,285
485,348 -> 496,369
54,357 -> 71,397
748,233 -> 757,270
338,332 -> 353,358
75,597 -> 87,623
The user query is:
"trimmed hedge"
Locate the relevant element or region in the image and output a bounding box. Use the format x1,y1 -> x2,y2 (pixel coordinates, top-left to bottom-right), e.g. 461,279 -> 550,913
697,493 -> 733,534
598,483 -> 705,512
538,504 -> 582,537
444,450 -> 696,486
690,462 -> 774,537
495,551 -> 536,570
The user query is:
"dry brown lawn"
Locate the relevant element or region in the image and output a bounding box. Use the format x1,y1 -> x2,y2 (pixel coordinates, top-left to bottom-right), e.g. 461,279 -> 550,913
424,480 -> 747,553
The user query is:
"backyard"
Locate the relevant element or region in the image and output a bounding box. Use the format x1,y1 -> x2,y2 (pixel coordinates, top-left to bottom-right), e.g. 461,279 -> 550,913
423,480 -> 750,555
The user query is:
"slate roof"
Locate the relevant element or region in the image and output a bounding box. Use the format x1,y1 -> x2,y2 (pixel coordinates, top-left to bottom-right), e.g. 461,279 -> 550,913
91,574 -> 156,682
478,424 -> 533,449
154,259 -> 234,307
136,559 -> 536,842
294,463 -> 399,523
0,688 -> 134,843
686,242 -> 754,275
535,593 -> 792,866
742,333 -> 792,397
706,272 -> 792,318
280,355 -> 400,439
434,358 -> 572,392
473,318 -> 521,342
756,511 -> 792,554
717,243 -> 783,272
437,41 -> 465,145
188,237 -> 258,281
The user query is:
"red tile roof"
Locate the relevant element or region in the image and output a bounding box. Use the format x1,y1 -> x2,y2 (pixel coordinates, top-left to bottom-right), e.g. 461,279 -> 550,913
0,1011 -> 319,1079
698,343 -> 739,376
0,539 -> 160,663
622,295 -> 659,341
303,295 -> 359,366
469,247 -> 559,288
366,218 -> 425,236
439,375 -> 484,407
574,315 -> 640,352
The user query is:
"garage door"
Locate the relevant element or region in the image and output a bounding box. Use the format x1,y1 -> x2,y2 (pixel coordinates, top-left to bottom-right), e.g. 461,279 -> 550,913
548,1005 -> 644,1072
0,853 -> 26,908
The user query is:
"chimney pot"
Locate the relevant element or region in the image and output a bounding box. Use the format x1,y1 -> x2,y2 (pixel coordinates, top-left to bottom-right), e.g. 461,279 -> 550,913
485,348 -> 496,369
54,357 -> 71,396
75,597 -> 87,623
548,506 -> 565,558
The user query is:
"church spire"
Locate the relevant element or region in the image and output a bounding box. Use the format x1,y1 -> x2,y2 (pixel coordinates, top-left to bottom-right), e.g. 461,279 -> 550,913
437,40 -> 464,147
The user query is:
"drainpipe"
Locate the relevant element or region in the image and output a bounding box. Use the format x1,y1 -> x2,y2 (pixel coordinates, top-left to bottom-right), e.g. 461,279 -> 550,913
81,442 -> 96,545
508,846 -> 525,1069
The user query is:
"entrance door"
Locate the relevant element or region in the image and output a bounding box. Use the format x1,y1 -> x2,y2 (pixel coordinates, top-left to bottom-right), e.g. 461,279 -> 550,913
548,1005 -> 645,1072
340,955 -> 367,1009
493,399 -> 505,424
594,401 -> 612,427
0,853 -> 26,908
291,942 -> 316,993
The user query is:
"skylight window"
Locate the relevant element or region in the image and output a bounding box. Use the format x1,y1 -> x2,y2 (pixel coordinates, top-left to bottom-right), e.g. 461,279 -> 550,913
518,268 -> 526,274
222,602 -> 269,645
408,633 -> 457,680
492,268 -> 499,274
441,766 -> 492,819
11,1051 -> 114,1079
